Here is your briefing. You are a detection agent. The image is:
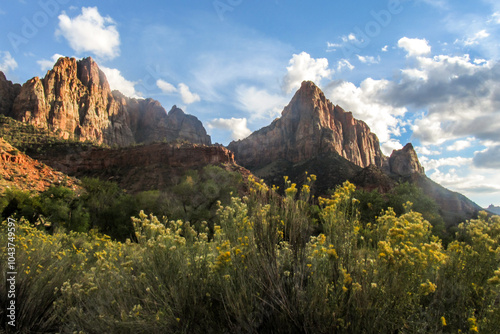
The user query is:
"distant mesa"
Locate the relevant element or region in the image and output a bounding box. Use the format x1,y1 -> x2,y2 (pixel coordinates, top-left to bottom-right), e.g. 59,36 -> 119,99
0,56 -> 210,147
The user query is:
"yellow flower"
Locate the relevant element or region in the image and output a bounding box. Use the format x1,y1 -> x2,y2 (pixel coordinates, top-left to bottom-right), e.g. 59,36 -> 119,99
441,316 -> 447,326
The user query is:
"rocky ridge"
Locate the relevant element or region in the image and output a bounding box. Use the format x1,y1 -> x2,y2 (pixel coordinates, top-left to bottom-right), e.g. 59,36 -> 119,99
1,57 -> 210,146
229,81 -> 481,226
32,142 -> 235,193
228,81 -> 385,169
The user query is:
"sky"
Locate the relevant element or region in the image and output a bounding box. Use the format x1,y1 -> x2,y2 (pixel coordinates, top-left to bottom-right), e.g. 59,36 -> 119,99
0,0 -> 499,208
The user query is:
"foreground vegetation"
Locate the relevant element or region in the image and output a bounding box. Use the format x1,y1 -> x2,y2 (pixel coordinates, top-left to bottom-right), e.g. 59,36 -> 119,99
1,175 -> 500,333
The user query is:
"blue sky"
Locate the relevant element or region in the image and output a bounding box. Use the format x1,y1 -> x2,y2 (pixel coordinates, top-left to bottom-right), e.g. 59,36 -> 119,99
0,0 -> 499,208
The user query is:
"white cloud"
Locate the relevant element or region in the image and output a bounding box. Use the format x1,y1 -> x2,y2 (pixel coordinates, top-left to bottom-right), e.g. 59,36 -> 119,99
235,85 -> 287,121
337,59 -> 355,71
282,52 -> 332,94
100,66 -> 142,98
0,51 -> 18,73
207,118 -> 252,141
397,37 -> 431,57
457,29 -> 490,46
56,7 -> 120,59
357,55 -> 380,64
415,146 -> 441,156
156,79 -> 177,94
381,45 -> 389,52
37,53 -> 64,72
156,80 -> 200,104
178,83 -> 200,104
492,12 -> 500,24
446,138 -> 474,151
420,156 -> 472,171
382,139 -> 403,156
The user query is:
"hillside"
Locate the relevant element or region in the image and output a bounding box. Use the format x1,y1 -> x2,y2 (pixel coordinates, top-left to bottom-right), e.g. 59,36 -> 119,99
229,81 -> 483,227
0,137 -> 79,193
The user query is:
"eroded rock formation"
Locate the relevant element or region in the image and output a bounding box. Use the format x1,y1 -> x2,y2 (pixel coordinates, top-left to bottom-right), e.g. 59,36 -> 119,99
4,57 -> 210,146
228,81 -> 384,169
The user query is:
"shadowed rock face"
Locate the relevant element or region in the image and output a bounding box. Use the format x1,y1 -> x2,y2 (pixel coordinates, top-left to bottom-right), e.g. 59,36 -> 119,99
4,57 -> 210,146
228,81 -> 384,169
386,143 -> 425,176
0,72 -> 21,117
32,142 -> 235,193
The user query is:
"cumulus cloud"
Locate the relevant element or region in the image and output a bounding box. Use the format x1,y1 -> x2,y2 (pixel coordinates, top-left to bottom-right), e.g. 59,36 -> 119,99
446,138 -> 474,151
156,80 -> 200,104
415,146 -> 441,156
100,66 -> 142,98
57,7 -> 120,59
178,83 -> 201,104
282,52 -> 332,94
235,85 -> 287,121
207,118 -> 252,141
156,79 -> 177,94
381,139 -> 403,156
397,37 -> 431,57
0,51 -> 18,73
473,145 -> 500,169
420,156 -> 472,171
37,53 -> 64,72
379,54 -> 500,145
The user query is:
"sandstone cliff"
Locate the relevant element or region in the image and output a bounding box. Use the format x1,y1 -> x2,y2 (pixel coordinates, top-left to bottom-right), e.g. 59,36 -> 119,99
4,57 -> 210,146
385,143 -> 425,176
228,81 -> 384,169
32,142 -> 234,193
0,72 -> 21,117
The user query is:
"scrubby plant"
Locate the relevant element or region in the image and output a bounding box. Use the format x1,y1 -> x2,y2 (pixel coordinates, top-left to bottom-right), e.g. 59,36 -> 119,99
1,175 -> 500,333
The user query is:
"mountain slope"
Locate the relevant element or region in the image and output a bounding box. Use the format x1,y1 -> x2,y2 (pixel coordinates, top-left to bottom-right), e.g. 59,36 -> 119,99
0,138 -> 79,193
228,81 -> 384,169
1,57 -> 210,146
228,81 -> 482,226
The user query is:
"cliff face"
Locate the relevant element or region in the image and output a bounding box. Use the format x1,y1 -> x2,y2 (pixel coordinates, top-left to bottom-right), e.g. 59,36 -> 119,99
33,143 -> 234,193
228,81 -> 384,169
386,143 -> 425,176
5,57 -> 210,146
0,72 -> 21,117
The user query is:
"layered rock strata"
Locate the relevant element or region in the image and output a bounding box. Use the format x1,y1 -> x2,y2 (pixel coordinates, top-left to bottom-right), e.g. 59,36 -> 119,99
2,57 -> 210,146
228,81 -> 384,169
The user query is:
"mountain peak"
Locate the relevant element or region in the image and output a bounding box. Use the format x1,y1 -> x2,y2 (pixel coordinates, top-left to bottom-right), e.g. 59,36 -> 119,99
3,56 -> 211,147
229,81 -> 384,169
388,143 -> 425,176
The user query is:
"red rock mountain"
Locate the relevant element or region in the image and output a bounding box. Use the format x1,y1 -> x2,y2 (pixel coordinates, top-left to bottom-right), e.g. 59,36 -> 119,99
0,57 -> 210,146
228,81 -> 384,169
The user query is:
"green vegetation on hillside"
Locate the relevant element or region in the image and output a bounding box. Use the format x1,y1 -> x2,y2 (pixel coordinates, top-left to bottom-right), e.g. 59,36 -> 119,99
0,165 -> 242,240
1,175 -> 500,333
